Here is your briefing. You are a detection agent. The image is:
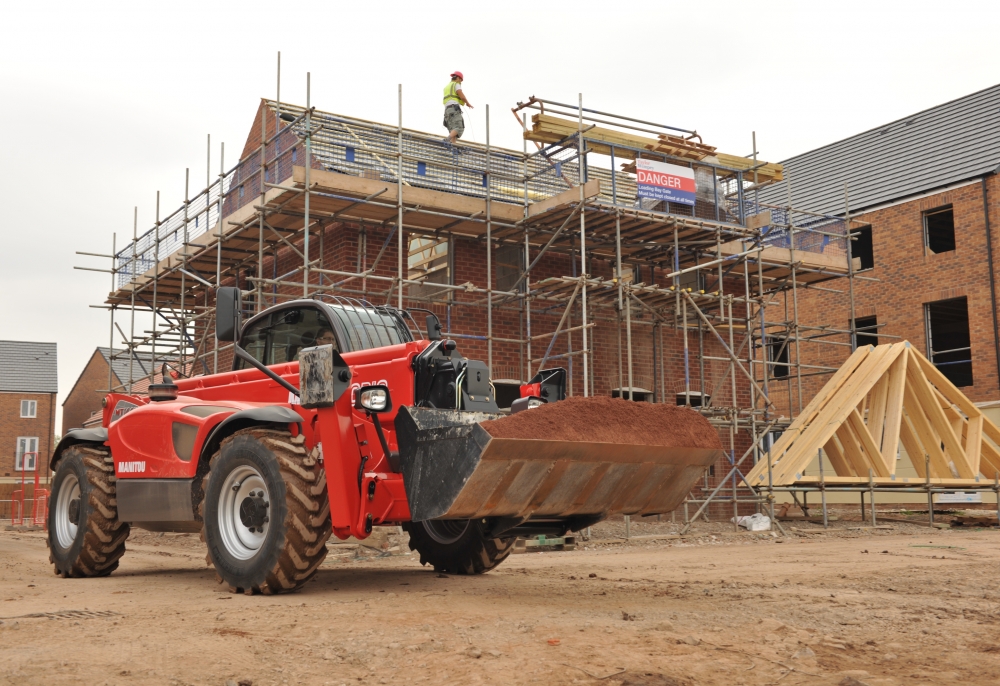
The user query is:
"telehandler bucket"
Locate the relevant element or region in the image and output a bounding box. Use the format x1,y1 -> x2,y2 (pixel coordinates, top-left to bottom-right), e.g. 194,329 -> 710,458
395,402 -> 724,522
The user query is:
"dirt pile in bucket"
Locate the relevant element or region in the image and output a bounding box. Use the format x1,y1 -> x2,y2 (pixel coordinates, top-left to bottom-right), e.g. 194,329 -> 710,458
480,396 -> 722,449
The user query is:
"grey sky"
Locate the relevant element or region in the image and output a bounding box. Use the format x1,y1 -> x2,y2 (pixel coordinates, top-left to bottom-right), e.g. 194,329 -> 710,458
1,0 -> 997,429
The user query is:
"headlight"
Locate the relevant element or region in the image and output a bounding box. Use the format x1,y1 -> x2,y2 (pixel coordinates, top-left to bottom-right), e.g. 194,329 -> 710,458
355,385 -> 392,413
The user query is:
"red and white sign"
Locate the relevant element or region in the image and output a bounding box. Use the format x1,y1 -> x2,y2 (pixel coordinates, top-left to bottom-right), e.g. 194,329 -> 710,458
636,159 -> 696,206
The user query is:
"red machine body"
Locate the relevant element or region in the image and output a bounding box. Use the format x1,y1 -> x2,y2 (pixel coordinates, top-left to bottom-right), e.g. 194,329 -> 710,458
103,339 -> 428,540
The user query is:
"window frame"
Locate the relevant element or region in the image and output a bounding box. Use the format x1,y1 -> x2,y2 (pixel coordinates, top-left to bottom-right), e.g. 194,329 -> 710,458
852,315 -> 879,349
923,205 -> 956,255
852,224 -> 874,271
924,296 -> 973,387
20,399 -> 37,418
765,336 -> 790,380
15,437 -> 38,471
234,303 -> 341,370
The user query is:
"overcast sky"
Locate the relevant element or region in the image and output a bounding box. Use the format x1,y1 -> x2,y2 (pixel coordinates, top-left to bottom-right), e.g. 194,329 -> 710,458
1,0 -> 997,430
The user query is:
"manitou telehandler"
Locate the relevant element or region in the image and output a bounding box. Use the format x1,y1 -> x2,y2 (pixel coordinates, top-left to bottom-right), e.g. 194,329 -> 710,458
47,288 -> 722,594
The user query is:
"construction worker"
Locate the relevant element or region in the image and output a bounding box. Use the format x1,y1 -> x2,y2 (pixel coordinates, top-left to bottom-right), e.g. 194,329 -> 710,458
443,71 -> 473,145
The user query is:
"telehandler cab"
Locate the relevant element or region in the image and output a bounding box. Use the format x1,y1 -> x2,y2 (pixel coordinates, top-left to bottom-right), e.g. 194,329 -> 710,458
48,288 -> 722,594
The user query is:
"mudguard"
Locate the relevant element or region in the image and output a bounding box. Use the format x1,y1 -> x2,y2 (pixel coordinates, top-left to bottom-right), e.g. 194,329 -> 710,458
198,406 -> 303,463
51,428 -> 109,470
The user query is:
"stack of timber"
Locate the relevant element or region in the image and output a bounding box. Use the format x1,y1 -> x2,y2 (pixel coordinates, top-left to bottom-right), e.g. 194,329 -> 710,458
743,342 -> 1000,488
524,114 -> 783,183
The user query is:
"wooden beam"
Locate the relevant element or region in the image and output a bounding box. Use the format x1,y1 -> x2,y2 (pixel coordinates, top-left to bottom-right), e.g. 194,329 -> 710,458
849,408 -> 891,477
746,345 -> 873,485
835,422 -> 869,477
822,435 -> 853,476
879,349 -> 908,473
966,414 -> 984,474
899,407 -> 927,478
911,346 -> 982,418
902,380 -> 952,478
770,343 -> 904,483
906,358 -> 975,478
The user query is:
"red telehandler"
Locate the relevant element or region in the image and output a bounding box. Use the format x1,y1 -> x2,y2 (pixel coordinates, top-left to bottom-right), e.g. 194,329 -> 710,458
47,288 -> 722,594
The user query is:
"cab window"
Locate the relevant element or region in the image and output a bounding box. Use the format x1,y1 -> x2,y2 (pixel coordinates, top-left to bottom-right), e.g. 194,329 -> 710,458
236,306 -> 338,370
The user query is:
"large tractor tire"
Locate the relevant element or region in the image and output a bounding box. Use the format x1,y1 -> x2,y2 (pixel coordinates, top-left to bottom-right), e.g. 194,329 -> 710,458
201,428 -> 331,595
47,445 -> 130,577
403,519 -> 515,575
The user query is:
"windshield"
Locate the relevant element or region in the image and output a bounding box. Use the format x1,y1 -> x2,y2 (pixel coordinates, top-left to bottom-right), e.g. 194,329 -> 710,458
327,304 -> 412,351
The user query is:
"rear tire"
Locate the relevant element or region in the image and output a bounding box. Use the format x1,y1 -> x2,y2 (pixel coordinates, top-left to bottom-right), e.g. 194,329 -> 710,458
201,428 -> 331,594
403,519 -> 514,574
47,445 -> 130,577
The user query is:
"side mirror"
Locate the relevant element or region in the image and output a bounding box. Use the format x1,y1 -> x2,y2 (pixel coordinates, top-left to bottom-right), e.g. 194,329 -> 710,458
354,385 -> 392,414
215,287 -> 242,342
426,314 -> 442,341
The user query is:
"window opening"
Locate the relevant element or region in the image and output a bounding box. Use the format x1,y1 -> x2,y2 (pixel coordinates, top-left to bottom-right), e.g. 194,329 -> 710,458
853,315 -> 878,349
854,224 -> 874,270
925,296 -> 972,387
407,235 -> 449,298
16,437 -> 38,471
766,336 -> 790,380
924,206 -> 955,254
495,244 -> 525,293
20,400 -> 37,418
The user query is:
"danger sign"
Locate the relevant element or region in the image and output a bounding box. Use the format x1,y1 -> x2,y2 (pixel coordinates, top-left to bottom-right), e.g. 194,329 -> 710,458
635,158 -> 696,206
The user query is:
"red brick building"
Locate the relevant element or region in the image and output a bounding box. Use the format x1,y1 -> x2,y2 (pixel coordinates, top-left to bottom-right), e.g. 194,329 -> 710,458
62,347 -> 157,434
758,84 -> 1000,409
0,340 -> 58,500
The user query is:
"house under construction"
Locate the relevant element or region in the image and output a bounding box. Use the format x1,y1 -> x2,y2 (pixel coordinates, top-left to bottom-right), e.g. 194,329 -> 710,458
86,84 -> 987,522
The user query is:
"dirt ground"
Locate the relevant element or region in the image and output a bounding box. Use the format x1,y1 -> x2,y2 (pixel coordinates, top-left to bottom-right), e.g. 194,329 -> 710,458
2,514 -> 1000,686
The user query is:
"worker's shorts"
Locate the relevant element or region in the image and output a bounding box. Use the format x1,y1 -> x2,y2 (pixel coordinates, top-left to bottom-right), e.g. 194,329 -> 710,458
443,104 -> 464,138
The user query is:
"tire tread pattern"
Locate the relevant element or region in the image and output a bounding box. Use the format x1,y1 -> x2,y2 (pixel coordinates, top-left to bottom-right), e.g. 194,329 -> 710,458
201,428 -> 331,595
48,446 -> 130,578
403,521 -> 515,575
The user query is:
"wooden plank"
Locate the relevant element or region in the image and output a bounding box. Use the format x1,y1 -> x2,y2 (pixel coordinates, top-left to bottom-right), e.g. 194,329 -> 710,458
849,408 -> 891,477
899,407 -> 927,478
770,343 -> 904,483
979,437 -> 1000,479
835,423 -> 868,477
746,345 -> 874,485
880,349 -> 908,470
966,414 -> 984,474
911,346 -> 982,418
903,380 -> 952,478
866,371 -> 890,452
906,358 -> 975,478
793,476 -> 991,486
528,179 -> 601,218
822,436 -> 853,476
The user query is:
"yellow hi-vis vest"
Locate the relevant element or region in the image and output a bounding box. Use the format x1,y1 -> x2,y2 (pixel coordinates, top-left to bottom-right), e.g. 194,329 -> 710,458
443,80 -> 462,107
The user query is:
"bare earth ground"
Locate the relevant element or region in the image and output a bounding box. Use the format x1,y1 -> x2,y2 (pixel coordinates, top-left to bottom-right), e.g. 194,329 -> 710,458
2,515 -> 1000,686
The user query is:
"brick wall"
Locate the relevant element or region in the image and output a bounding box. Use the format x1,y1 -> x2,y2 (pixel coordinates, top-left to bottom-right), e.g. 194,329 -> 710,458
62,349 -> 111,434
0,391 -> 56,480
788,174 -> 1000,412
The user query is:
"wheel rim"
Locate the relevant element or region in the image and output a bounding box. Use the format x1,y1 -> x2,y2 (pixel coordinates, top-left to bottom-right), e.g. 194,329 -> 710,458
54,473 -> 81,549
423,519 -> 471,545
218,464 -> 271,560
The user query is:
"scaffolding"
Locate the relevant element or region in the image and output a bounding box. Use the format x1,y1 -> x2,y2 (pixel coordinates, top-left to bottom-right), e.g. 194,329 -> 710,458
80,73 -> 940,530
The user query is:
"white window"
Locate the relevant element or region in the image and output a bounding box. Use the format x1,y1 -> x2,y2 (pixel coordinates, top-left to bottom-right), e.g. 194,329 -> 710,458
16,437 -> 38,471
20,400 -> 37,418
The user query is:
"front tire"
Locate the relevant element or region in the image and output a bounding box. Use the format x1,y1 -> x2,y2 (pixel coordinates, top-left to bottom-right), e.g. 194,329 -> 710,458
403,519 -> 515,574
47,445 -> 130,577
201,428 -> 331,594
